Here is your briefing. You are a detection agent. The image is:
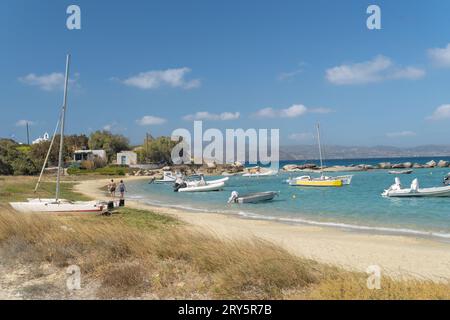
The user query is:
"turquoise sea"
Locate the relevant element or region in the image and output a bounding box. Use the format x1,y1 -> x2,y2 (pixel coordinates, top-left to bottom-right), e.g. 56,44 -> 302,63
126,157 -> 450,240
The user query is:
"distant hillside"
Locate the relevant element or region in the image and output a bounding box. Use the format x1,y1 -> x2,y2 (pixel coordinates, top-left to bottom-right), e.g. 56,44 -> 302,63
279,145 -> 450,160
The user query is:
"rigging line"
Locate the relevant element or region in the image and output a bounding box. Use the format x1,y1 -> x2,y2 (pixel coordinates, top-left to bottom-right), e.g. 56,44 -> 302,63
33,109 -> 62,193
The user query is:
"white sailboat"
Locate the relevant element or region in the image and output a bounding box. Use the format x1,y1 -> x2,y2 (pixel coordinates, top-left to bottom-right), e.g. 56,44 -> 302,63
288,124 -> 353,187
10,55 -> 106,213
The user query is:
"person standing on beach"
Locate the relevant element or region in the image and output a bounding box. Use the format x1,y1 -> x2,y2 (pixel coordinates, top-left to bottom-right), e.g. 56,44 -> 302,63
119,180 -> 126,199
108,179 -> 117,199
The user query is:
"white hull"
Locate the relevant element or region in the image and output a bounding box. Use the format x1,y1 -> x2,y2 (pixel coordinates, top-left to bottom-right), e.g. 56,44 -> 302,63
10,199 -> 105,213
178,181 -> 225,192
388,170 -> 413,175
242,170 -> 277,177
382,185 -> 450,197
186,177 -> 229,186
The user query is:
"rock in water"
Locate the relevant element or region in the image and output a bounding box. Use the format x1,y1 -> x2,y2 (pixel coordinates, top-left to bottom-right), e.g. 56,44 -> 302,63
438,160 -> 449,167
426,160 -> 437,167
378,162 -> 392,169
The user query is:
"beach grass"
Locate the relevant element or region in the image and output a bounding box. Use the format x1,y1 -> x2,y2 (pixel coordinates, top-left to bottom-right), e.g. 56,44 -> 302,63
0,176 -> 449,300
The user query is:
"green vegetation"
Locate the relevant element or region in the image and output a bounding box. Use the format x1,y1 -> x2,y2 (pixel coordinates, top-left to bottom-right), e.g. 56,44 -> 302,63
88,131 -> 130,162
67,165 -> 129,176
137,136 -> 176,164
0,139 -> 38,175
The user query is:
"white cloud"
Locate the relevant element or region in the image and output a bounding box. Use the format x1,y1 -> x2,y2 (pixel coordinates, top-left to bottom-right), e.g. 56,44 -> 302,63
19,72 -> 78,91
386,131 -> 416,138
326,55 -> 425,85
390,67 -> 425,80
288,132 -> 314,142
427,104 -> 450,120
136,115 -> 167,126
254,104 -> 332,118
428,43 -> 450,67
183,111 -> 240,121
16,120 -> 34,127
122,67 -> 200,90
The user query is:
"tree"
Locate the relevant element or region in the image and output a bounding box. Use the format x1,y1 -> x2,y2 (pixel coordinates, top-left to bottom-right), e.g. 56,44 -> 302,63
0,139 -> 38,175
0,158 -> 13,175
138,136 -> 176,164
88,131 -> 130,162
29,134 -> 89,168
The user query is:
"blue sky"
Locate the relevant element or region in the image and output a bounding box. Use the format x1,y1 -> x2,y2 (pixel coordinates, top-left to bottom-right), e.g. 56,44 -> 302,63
1,0 -> 450,146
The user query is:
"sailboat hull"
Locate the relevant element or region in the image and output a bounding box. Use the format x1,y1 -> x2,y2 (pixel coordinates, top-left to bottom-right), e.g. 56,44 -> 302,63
9,200 -> 105,213
292,179 -> 343,187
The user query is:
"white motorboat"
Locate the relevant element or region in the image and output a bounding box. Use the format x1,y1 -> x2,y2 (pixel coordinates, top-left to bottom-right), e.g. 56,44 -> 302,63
228,191 -> 279,203
186,175 -> 229,187
242,169 -> 277,177
177,181 -> 225,192
9,55 -> 105,214
153,171 -> 180,183
382,177 -> 450,197
388,169 -> 413,175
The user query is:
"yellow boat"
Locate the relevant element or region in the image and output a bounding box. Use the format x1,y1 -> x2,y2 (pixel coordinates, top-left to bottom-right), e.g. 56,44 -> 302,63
292,177 -> 343,187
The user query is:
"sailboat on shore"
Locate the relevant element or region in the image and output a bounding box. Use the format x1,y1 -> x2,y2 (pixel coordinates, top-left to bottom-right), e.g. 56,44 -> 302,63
288,124 -> 353,187
10,55 -> 106,213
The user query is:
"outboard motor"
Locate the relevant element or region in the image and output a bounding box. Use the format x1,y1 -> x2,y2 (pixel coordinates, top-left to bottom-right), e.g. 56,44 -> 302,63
173,181 -> 187,192
444,173 -> 450,185
228,191 -> 239,203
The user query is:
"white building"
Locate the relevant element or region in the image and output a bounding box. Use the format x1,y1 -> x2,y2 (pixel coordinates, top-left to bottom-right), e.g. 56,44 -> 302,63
32,132 -> 50,145
73,150 -> 107,162
116,151 -> 137,166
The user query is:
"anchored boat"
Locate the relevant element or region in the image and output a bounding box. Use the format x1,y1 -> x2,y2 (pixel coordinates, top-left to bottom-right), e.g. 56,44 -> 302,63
176,181 -> 225,192
388,169 -> 413,175
242,168 -> 277,177
382,177 -> 450,197
228,191 -> 279,203
288,124 -> 352,187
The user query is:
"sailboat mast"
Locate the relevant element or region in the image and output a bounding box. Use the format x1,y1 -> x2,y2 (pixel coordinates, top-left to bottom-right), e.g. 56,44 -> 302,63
316,123 -> 324,173
55,54 -> 71,201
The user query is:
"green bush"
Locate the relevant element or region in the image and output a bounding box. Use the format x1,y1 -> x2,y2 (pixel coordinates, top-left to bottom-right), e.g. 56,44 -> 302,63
67,165 -> 128,176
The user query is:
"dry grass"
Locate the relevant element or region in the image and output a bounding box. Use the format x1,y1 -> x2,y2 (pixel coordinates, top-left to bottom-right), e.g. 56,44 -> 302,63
0,176 -> 449,300
1,206 -> 449,300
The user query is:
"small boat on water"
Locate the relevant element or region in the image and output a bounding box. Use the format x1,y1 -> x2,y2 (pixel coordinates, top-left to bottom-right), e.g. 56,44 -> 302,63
176,181 -> 225,192
388,169 -> 413,175
9,55 -> 105,214
242,169 -> 277,177
288,124 -> 353,187
152,171 -> 180,184
288,175 -> 343,187
287,174 -> 352,186
382,177 -> 450,197
186,174 -> 229,186
228,191 -> 279,203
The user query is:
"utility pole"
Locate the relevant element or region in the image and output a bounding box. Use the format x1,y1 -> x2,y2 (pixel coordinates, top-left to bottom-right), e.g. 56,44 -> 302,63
26,122 -> 30,145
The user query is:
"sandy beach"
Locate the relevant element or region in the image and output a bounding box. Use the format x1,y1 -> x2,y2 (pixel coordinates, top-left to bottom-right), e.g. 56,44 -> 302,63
75,176 -> 450,281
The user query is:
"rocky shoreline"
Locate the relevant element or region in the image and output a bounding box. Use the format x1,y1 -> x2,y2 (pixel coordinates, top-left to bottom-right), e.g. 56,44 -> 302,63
282,159 -> 450,172
126,159 -> 450,177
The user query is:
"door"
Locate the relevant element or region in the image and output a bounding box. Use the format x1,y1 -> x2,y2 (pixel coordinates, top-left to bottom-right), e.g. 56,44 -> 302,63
121,156 -> 127,165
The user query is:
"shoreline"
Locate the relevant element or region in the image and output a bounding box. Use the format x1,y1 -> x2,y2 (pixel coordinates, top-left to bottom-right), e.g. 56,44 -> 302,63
75,176 -> 450,281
